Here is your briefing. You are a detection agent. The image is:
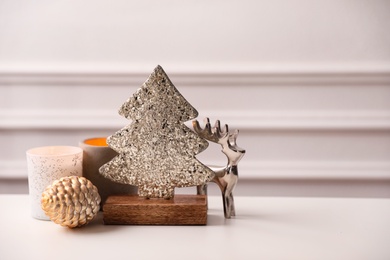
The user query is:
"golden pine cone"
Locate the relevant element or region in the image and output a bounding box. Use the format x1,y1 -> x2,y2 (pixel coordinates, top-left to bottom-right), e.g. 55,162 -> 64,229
41,176 -> 101,228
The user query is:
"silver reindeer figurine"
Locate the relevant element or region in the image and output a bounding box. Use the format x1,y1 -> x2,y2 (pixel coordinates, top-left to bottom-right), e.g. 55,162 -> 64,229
193,118 -> 246,218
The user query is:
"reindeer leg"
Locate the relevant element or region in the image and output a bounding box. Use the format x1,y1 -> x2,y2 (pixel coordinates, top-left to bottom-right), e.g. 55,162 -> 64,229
213,177 -> 231,218
223,185 -> 236,219
196,184 -> 207,195
224,192 -> 232,218
220,185 -> 231,219
223,187 -> 232,218
229,192 -> 236,216
223,191 -> 236,218
225,167 -> 238,217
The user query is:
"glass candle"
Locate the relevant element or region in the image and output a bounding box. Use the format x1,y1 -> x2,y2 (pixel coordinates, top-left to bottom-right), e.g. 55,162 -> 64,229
26,146 -> 83,220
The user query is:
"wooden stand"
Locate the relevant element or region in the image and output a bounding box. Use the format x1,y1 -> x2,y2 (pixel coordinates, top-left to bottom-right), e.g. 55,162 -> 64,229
103,195 -> 207,225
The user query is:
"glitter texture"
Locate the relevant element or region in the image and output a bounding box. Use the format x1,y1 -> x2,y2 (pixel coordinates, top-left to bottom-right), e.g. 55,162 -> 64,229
99,65 -> 214,199
41,176 -> 101,228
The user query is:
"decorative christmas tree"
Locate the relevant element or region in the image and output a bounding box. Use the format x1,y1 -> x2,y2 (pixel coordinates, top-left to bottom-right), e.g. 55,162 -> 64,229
99,65 -> 214,199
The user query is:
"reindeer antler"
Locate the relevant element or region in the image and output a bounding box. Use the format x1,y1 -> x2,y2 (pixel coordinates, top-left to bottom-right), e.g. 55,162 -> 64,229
192,118 -> 229,143
193,118 -> 245,154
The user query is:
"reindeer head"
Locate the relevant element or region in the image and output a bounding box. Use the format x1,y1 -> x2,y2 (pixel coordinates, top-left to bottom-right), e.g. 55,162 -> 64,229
193,118 -> 245,165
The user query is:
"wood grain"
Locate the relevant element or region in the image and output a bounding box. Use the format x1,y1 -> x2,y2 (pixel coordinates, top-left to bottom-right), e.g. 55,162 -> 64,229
103,195 -> 207,225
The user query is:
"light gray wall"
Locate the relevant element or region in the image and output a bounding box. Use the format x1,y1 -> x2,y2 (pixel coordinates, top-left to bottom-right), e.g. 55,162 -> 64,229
1,0 -> 390,196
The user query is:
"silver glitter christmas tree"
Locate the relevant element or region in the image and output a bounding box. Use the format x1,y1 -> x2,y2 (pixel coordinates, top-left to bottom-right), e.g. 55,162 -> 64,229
99,65 -> 214,199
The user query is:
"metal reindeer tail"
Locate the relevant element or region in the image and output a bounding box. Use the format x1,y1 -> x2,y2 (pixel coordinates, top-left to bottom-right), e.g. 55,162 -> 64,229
193,118 -> 246,218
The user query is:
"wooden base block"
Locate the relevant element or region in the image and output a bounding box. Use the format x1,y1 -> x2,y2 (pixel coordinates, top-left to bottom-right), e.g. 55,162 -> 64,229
103,195 -> 207,225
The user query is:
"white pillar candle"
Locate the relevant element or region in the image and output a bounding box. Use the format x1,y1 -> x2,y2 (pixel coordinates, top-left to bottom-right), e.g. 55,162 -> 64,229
26,146 -> 83,220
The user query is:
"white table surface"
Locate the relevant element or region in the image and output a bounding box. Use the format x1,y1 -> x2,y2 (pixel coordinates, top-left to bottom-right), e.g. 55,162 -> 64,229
1,195 -> 389,260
